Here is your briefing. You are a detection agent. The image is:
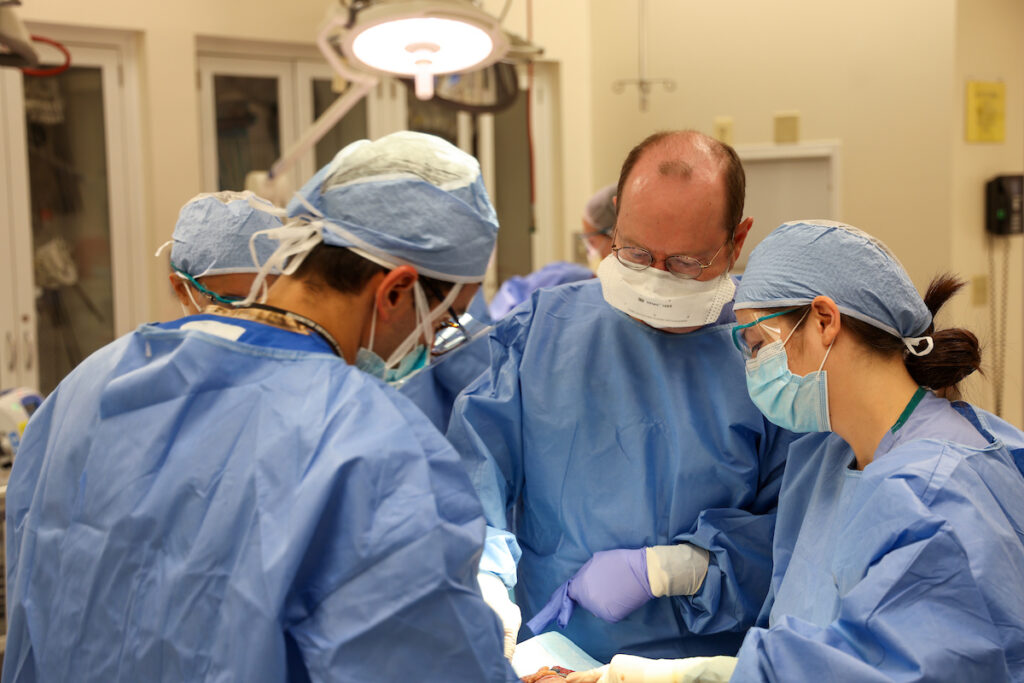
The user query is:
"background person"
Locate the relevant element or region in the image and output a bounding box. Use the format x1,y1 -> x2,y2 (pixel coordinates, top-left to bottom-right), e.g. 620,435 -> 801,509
578,183 -> 617,271
3,132 -> 520,682
158,190 -> 282,314
447,130 -> 797,663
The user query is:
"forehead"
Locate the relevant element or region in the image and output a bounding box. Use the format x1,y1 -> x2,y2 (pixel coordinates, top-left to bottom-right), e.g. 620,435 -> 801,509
616,150 -> 728,254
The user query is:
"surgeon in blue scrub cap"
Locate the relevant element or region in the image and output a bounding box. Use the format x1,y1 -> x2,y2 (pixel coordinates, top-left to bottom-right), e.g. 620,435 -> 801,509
447,130 -> 800,664
3,131 -> 520,682
157,190 -> 282,314
568,220 -> 1024,682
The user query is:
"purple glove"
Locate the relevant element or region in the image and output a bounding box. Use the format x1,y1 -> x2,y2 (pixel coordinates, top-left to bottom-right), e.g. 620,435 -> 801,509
526,548 -> 652,634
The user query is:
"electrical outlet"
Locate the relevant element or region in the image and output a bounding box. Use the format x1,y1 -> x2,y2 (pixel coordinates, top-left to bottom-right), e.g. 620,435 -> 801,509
713,116 -> 734,146
774,111 -> 800,144
972,274 -> 989,306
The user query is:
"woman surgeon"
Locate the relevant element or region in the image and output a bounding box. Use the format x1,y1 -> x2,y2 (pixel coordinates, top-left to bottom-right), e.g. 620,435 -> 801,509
568,220 -> 1024,682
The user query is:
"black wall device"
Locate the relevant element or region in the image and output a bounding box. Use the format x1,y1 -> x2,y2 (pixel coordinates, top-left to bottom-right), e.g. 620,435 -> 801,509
986,174 -> 1023,235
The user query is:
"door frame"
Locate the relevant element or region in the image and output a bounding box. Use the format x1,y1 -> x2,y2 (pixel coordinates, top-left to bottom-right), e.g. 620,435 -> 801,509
0,25 -> 147,390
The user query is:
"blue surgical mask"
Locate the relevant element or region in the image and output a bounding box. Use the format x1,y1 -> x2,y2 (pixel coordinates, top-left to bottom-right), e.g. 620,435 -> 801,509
355,343 -> 428,385
744,318 -> 834,433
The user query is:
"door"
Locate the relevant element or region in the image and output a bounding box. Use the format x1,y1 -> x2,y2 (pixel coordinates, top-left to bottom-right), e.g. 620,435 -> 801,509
0,37 -> 145,395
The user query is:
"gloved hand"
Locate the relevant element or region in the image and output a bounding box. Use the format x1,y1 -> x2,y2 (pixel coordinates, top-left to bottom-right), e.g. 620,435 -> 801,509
565,655 -> 737,683
478,571 -> 521,660
526,548 -> 652,633
526,544 -> 711,633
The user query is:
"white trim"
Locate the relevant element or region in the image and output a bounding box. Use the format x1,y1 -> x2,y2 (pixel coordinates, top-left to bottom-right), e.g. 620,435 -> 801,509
196,55 -> 298,193
529,62 -> 563,269
294,60 -> 331,184
0,70 -> 35,387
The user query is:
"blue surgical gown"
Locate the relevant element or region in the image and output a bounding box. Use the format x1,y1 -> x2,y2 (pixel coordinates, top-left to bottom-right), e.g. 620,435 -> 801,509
487,261 -> 594,320
3,314 -> 518,682
447,279 -> 795,663
732,393 -> 1024,682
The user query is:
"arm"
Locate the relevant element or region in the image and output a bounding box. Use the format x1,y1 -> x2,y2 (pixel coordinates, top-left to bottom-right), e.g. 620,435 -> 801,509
671,423 -> 798,634
732,524 -> 1010,682
446,319 -> 531,586
286,392 -> 519,682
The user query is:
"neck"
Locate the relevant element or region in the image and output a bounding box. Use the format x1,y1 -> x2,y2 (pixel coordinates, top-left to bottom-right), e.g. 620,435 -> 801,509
828,351 -> 920,470
262,276 -> 374,364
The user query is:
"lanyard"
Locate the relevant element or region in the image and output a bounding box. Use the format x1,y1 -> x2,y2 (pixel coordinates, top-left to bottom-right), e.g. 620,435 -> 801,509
241,303 -> 344,358
891,386 -> 927,433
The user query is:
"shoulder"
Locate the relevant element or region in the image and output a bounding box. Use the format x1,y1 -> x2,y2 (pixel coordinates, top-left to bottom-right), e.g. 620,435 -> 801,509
489,279 -> 606,345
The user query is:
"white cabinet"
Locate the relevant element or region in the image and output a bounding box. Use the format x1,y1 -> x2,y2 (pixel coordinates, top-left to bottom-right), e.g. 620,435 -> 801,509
0,31 -> 146,395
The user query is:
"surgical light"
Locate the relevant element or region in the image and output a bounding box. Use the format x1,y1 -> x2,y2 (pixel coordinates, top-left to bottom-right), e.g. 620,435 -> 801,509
337,1 -> 509,100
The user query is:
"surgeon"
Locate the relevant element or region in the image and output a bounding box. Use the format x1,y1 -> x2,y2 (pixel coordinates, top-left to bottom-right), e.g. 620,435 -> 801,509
568,220 -> 1024,682
3,132 -> 520,682
447,130 -> 796,663
159,190 -> 282,314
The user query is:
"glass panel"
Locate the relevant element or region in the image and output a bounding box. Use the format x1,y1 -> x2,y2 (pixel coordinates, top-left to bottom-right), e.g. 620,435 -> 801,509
406,85 -> 458,145
312,78 -> 368,168
23,66 -> 115,394
213,75 -> 280,190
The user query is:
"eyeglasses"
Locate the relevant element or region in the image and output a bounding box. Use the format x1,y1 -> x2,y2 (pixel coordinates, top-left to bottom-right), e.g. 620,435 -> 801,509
731,307 -> 800,359
173,266 -> 245,306
432,314 -> 472,356
611,240 -> 729,279
420,279 -> 471,357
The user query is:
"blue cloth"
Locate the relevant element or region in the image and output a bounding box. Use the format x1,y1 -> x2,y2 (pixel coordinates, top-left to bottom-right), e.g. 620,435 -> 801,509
3,319 -> 518,682
488,262 -> 594,319
171,191 -> 282,276
286,131 -> 498,280
733,393 -> 1024,681
447,279 -> 796,663
734,221 -> 932,340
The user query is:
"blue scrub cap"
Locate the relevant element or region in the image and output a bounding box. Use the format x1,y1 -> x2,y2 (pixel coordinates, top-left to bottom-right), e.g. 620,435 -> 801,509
284,131 -> 499,282
735,220 -> 934,355
165,191 -> 282,276
583,183 -> 617,235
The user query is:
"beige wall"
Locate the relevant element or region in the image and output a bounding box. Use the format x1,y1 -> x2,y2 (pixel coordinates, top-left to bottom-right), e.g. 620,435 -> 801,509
590,0 -> 957,286
950,0 -> 1024,423
18,0 -> 1024,424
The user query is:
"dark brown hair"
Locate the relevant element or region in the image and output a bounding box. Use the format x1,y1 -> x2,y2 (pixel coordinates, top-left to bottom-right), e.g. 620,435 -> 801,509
777,274 -> 981,399
290,243 -> 453,301
615,130 -> 746,237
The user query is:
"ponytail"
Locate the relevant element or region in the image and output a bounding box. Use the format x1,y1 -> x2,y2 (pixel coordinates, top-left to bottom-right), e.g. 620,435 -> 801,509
904,274 -> 981,399
843,274 -> 981,399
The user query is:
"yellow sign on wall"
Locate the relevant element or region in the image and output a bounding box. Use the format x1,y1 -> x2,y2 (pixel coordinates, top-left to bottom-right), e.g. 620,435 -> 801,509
966,81 -> 1006,143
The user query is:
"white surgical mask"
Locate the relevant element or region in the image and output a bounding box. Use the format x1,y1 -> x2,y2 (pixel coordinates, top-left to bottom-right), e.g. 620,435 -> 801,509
596,255 -> 735,328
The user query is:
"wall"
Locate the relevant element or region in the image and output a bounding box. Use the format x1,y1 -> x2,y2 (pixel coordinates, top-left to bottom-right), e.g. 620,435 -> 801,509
590,0 -> 957,287
950,0 -> 1024,423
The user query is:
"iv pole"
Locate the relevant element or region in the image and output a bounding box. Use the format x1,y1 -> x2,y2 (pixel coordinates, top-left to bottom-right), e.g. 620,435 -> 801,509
612,0 -> 675,112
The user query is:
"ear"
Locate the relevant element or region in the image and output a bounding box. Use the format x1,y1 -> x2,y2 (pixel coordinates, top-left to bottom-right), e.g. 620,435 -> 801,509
169,273 -> 190,305
374,265 -> 418,323
727,217 -> 754,265
810,295 -> 841,346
